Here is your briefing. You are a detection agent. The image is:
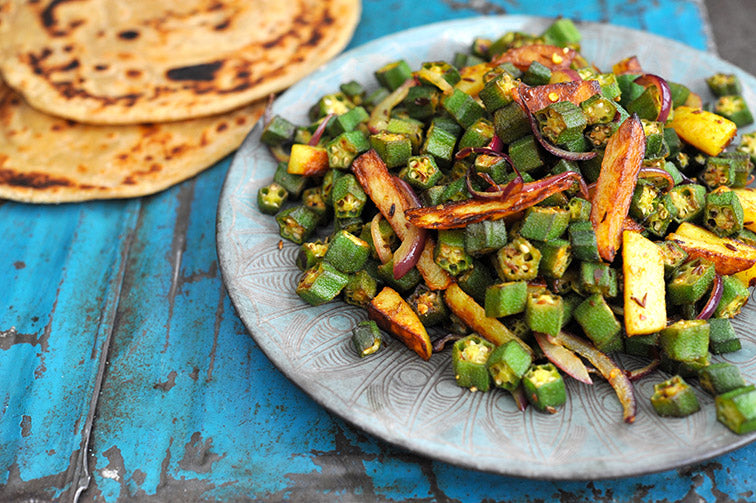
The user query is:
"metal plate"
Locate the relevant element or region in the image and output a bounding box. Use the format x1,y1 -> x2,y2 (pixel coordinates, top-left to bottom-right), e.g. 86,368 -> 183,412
217,16 -> 756,479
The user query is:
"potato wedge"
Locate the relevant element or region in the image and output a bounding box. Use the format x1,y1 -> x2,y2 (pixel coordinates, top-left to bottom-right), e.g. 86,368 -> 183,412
368,287 -> 432,360
353,150 -> 452,290
622,231 -> 666,336
454,62 -> 495,96
590,114 -> 645,262
493,44 -> 577,72
666,222 -> 756,275
287,144 -> 329,176
670,106 -> 737,156
443,283 -> 533,356
516,79 -> 601,113
732,187 -> 756,232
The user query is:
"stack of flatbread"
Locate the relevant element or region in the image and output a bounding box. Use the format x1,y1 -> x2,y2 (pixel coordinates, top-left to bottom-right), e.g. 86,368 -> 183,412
0,0 -> 360,203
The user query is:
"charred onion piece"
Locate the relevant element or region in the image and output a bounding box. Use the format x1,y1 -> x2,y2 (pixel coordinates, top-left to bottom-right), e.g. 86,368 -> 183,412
525,102 -> 597,161
370,213 -> 393,264
465,167 -> 524,201
553,331 -> 637,423
488,134 -> 504,152
391,176 -> 428,279
590,114 -> 646,262
625,357 -> 661,381
534,332 -> 593,384
432,333 -> 463,353
635,73 -> 672,123
697,274 -> 724,320
638,166 -> 676,191
309,113 -> 335,146
516,80 -> 601,113
368,78 -> 417,133
492,44 -> 577,72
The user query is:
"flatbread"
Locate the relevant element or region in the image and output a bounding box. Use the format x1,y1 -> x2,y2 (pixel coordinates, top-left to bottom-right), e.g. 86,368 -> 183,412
0,0 -> 360,124
0,81 -> 264,203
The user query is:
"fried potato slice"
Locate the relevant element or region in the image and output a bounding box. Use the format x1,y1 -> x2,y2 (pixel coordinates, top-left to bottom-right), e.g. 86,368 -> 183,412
622,230 -> 666,336
368,287 -> 432,361
666,222 -> 756,275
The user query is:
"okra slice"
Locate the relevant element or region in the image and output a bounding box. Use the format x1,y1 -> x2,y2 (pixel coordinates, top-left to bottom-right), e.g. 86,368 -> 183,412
339,80 -> 365,103
702,156 -> 737,190
343,270 -> 378,307
487,340 -> 533,391
435,229 -> 473,276
580,94 -> 618,125
535,100 -> 587,146
370,132 -> 412,169
525,292 -> 564,337
296,240 -> 329,271
522,363 -> 566,413
453,335 -> 495,392
660,353 -> 711,378
668,183 -> 706,223
374,59 -> 413,91
645,194 -> 676,238
327,106 -> 369,136
442,88 -> 486,129
704,187 -> 744,237
276,205 -> 320,244
485,281 -> 528,318
464,219 -> 507,257
321,168 -> 345,206
532,238 -> 572,279
737,131 -> 756,164
568,221 -> 600,262
403,85 -> 440,121
650,376 -> 701,417
302,187 -> 329,223
523,60 -> 552,86
627,86 -> 662,121
668,81 -> 692,108
352,320 -> 384,358
407,285 -> 448,327
376,258 -> 421,293
716,385 -> 756,434
261,115 -> 297,146
457,260 -> 496,304
474,154 -> 510,184
659,319 -> 710,362
493,237 -> 542,282
542,17 -> 581,46
326,130 -> 370,169
273,161 -> 307,198
494,101 -> 531,144
387,117 -> 425,153
699,362 -> 746,395
706,73 -> 742,97
331,173 -> 367,219
714,275 -> 750,318
578,261 -> 618,298
459,118 -> 495,151
629,180 -> 659,221
656,240 -> 688,277
257,182 -> 289,215
666,257 -> 716,305
399,155 -> 443,191
296,261 -> 349,306
573,294 -> 622,353
478,72 -> 518,112
508,135 -> 545,172
709,318 -> 742,354
309,92 -> 353,120
519,206 -> 571,241
324,230 -> 370,274
567,197 -> 592,222
721,151 -> 754,188
418,60 -> 461,87
714,95 -> 754,127
623,332 -> 659,358
421,119 -> 459,168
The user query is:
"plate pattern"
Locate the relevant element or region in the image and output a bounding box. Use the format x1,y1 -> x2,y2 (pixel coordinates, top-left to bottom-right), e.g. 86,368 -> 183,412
218,16 -> 756,478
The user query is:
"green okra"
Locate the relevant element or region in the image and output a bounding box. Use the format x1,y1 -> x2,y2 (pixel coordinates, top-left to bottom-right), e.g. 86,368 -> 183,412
331,173 -> 367,219
716,385 -> 756,434
257,182 -> 289,215
352,320 -> 383,357
525,291 -> 564,337
464,218 -> 508,257
709,318 -> 742,354
519,206 -> 571,241
714,275 -> 750,318
667,257 -> 716,305
659,319 -> 710,362
276,205 -> 320,244
326,130 -> 371,170
435,229 -> 474,276
485,280 -> 528,318
296,261 -> 349,306
493,237 -> 542,282
453,335 -> 495,392
650,376 -> 701,417
522,363 -> 566,413
324,230 -> 370,274
342,270 -> 378,307
487,340 -> 533,391
699,362 -> 746,396
573,293 -> 622,353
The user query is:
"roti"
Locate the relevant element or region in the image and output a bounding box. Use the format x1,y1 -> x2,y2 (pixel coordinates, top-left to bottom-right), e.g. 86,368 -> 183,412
0,0 -> 360,124
0,82 -> 264,203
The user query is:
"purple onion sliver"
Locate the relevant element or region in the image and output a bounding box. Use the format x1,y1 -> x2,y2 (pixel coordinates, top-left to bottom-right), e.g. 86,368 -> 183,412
308,113 -> 335,146
697,274 -> 723,320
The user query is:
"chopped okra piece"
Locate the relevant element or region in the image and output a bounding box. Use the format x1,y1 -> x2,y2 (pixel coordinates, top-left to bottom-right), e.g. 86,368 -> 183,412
578,261 -> 618,298
276,205 -> 320,244
567,197 -> 592,222
737,228 -> 756,246
737,131 -> 756,164
325,230 -> 370,274
418,60 -> 461,87
642,120 -> 668,160
706,73 -> 742,97
668,81 -> 692,108
487,340 -> 533,391
464,219 -> 507,257
261,115 -> 297,146
457,260 -> 496,303
331,174 -> 367,219
453,335 -> 495,392
627,86 -> 663,121
257,182 -> 289,215
374,59 -> 413,91
668,183 -> 706,223
580,94 -> 617,125
339,80 -> 365,102
478,72 -> 518,112
568,221 -> 600,262
343,270 -> 378,307
494,101 -> 531,144
522,363 -> 566,413
716,386 -> 756,434
321,168 -> 345,205
352,320 -> 384,358
442,89 -> 486,129
302,187 -> 329,223
616,73 -> 644,107
493,237 -> 542,282
335,216 -> 363,235
709,318 -> 742,354
370,132 -> 412,169
403,85 -> 440,120
296,261 -> 349,306
407,285 -> 448,327
485,281 -> 528,318
714,275 -> 750,318
296,240 -> 329,271
660,319 -> 710,362
702,156 -> 737,190
704,187 -> 744,236
508,135 -> 545,172
664,127 -> 683,156
452,51 -> 485,69
573,294 -> 622,353
661,353 -> 711,378
519,206 -> 571,241
536,100 -> 587,146
542,17 -> 581,47
376,258 -> 421,292
585,123 -> 615,149
309,92 -> 353,120
721,151 -> 754,188
525,291 -> 564,337
387,117 -> 424,153
699,362 -> 746,396
326,130 -> 370,169
667,257 -> 716,305
273,161 -> 307,198
522,60 -> 552,86
532,238 -> 572,279
656,240 -> 688,277
624,332 -> 659,358
327,106 -> 369,136
435,229 -> 473,276
365,87 -> 391,108
650,376 -> 701,417
646,195 -> 677,237
714,95 -> 754,127
399,155 -> 443,191
421,119 -> 459,167
459,118 -> 495,150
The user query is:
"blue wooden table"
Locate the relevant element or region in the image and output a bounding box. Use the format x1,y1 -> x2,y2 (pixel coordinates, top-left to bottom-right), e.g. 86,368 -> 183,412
2,1 -> 755,501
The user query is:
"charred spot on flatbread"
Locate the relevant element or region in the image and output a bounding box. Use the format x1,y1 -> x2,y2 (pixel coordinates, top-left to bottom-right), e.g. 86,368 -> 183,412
166,61 -> 223,82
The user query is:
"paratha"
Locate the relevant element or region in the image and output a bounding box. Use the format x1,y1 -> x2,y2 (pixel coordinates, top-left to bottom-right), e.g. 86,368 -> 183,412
0,81 -> 264,203
0,0 -> 360,124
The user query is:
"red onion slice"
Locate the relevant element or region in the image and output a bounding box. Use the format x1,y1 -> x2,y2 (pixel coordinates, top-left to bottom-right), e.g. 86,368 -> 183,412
308,113 -> 335,146
636,73 -> 672,123
525,105 -> 598,161
625,357 -> 661,381
638,166 -> 676,191
697,274 -> 724,320
370,213 -> 393,264
511,384 -> 529,412
432,333 -> 463,353
488,134 -> 504,153
535,333 -> 593,384
368,78 -> 417,133
391,176 -> 427,279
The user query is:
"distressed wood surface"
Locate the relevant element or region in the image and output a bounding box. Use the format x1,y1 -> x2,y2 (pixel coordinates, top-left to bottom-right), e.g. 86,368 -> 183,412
1,0 -> 755,501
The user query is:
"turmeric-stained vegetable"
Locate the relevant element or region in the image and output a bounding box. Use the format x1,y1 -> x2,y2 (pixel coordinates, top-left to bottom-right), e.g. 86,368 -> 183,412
622,231 -> 667,336
368,287 -> 432,360
590,114 -> 646,262
666,222 -> 756,275
670,106 -> 737,156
